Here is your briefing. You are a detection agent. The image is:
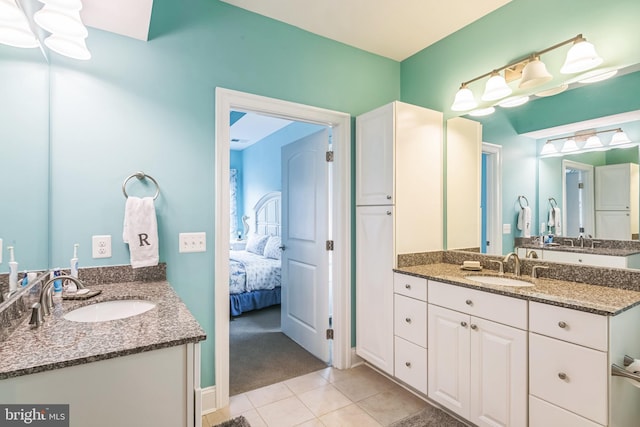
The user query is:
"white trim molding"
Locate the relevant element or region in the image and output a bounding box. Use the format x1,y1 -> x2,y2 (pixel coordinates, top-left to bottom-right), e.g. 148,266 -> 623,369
214,88 -> 352,410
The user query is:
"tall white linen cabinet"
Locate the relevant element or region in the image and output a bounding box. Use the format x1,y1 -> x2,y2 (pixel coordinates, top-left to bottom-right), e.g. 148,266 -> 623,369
355,101 -> 443,376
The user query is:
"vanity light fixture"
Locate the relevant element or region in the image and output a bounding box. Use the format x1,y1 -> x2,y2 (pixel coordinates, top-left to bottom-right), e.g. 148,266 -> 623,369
35,0 -> 91,60
541,127 -> 634,156
0,0 -> 40,48
451,34 -> 603,112
535,83 -> 569,97
577,68 -> 619,84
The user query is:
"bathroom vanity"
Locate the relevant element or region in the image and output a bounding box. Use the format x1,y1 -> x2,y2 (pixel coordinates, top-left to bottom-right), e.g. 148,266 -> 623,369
360,258 -> 640,427
0,279 -> 206,427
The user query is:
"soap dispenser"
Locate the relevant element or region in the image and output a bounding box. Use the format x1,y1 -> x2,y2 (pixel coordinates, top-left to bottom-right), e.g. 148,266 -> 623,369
66,244 -> 80,293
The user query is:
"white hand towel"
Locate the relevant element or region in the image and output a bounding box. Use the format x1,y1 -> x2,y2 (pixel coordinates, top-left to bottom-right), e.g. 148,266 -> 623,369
517,206 -> 532,238
553,207 -> 562,236
548,207 -> 556,227
123,196 -> 159,268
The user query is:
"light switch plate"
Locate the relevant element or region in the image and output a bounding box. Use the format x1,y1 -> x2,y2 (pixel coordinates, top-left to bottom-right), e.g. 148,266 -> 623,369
179,232 -> 206,253
502,224 -> 512,234
92,235 -> 112,258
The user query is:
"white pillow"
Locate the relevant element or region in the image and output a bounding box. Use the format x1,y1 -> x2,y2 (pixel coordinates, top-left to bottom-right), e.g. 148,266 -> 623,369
263,236 -> 282,260
245,233 -> 269,255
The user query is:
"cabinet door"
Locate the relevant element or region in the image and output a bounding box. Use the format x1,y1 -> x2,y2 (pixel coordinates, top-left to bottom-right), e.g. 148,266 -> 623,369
356,205 -> 395,375
595,210 -> 632,240
428,304 -> 470,419
595,164 -> 631,210
470,317 -> 527,427
356,103 -> 394,206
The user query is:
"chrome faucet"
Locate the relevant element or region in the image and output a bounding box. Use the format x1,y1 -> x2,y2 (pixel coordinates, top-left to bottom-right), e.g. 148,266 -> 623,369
577,235 -> 585,248
503,252 -> 521,276
38,275 -> 86,316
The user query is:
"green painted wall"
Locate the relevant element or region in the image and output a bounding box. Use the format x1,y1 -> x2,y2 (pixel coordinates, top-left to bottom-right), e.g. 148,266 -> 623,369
45,0 -> 399,387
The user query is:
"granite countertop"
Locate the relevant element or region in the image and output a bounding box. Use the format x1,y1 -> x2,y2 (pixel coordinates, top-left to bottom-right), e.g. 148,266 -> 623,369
0,280 -> 206,380
395,263 -> 640,316
519,243 -> 640,257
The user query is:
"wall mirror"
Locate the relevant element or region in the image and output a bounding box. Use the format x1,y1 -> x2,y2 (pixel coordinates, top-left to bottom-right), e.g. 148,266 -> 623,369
0,44 -> 50,272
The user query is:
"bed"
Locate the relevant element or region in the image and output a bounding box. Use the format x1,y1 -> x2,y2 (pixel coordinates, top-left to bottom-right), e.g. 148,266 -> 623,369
229,191 -> 282,316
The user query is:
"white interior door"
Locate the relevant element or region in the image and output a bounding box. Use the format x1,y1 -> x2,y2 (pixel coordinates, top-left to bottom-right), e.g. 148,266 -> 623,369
281,128 -> 330,363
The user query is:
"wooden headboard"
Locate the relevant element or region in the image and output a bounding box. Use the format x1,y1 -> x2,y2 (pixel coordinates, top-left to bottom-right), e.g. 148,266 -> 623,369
253,191 -> 281,236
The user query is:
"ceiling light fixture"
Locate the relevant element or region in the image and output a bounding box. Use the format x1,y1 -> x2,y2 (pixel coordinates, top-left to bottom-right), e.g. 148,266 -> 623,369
451,34 -> 603,112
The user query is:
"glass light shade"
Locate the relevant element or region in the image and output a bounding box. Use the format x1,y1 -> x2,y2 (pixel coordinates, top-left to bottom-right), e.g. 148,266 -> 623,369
469,107 -> 495,117
535,84 -> 568,98
0,25 -> 40,48
561,139 -> 579,153
519,57 -> 553,89
0,0 -> 26,22
44,34 -> 91,60
34,5 -> 88,38
540,141 -> 558,156
583,135 -> 603,149
451,86 -> 477,111
498,96 -> 529,108
578,69 -> 618,84
560,39 -> 603,74
481,73 -> 512,101
609,130 -> 632,146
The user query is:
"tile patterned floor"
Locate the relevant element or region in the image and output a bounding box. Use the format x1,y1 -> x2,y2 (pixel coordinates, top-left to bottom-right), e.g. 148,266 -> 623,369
202,365 -> 435,427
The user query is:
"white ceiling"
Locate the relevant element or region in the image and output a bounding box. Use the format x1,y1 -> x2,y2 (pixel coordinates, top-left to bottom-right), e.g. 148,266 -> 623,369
221,0 -> 511,61
230,113 -> 293,150
80,0 -> 154,41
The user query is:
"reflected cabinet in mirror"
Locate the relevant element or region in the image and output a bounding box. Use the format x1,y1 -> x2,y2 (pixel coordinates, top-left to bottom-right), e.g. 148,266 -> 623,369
0,47 -> 49,271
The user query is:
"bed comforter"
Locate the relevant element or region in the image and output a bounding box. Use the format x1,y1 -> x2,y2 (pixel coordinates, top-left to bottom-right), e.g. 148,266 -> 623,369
229,250 -> 281,294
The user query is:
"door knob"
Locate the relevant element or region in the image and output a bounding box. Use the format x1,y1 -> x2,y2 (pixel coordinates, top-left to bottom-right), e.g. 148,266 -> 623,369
278,244 -> 286,251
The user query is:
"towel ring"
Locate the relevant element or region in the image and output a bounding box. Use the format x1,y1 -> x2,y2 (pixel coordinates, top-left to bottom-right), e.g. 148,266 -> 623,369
518,195 -> 529,209
549,197 -> 558,208
122,171 -> 160,200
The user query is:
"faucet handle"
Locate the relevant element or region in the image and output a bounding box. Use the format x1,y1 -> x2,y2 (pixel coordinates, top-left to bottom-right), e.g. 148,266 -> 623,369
531,265 -> 549,279
489,260 -> 504,275
591,240 -> 601,249
29,303 -> 44,328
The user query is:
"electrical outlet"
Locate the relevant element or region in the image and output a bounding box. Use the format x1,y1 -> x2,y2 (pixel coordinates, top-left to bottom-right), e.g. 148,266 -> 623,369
179,232 -> 206,253
92,235 -> 112,258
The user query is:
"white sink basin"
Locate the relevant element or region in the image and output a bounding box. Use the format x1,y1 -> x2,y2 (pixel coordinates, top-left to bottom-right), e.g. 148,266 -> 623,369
64,300 -> 156,322
465,275 -> 534,287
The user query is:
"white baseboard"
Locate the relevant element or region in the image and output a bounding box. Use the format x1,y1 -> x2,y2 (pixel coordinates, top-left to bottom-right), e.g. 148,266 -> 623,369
350,347 -> 364,367
201,386 -> 217,415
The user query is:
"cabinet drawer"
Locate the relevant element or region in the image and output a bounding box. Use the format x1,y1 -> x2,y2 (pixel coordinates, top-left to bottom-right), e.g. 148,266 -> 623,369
428,280 -> 527,329
529,333 -> 608,425
394,273 -> 427,301
530,395 -> 602,427
394,294 -> 427,347
394,336 -> 427,394
529,301 -> 608,351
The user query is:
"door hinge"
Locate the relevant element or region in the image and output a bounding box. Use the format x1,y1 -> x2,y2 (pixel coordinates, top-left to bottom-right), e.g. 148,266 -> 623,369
326,240 -> 334,251
326,328 -> 334,340
326,151 -> 334,162
578,182 -> 584,189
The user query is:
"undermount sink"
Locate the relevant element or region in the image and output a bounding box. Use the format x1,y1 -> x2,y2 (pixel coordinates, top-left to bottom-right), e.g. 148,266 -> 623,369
465,275 -> 534,287
63,299 -> 156,323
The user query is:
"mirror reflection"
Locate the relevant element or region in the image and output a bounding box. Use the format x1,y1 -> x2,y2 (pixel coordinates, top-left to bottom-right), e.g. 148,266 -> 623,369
0,45 -> 49,272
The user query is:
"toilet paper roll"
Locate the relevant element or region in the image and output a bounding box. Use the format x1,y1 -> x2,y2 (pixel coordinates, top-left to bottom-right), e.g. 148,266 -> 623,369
624,359 -> 640,389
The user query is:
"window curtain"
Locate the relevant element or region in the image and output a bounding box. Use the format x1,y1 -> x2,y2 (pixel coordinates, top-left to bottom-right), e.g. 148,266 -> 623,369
230,169 -> 238,239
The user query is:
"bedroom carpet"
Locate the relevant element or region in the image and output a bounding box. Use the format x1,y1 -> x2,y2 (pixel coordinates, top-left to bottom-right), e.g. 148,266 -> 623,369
229,305 -> 328,396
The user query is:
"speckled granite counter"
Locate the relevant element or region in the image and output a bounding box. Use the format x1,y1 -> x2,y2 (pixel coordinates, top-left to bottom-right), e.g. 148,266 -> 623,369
395,262 -> 640,316
0,280 -> 206,380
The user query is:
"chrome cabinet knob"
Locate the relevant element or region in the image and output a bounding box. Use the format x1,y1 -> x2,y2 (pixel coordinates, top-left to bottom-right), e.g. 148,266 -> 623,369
558,321 -> 567,328
405,317 -> 412,324
405,284 -> 411,289
558,372 -> 568,380
387,195 -> 392,200
465,299 -> 473,306
470,324 -> 478,330
461,321 -> 467,327
386,210 -> 392,215
405,362 -> 411,367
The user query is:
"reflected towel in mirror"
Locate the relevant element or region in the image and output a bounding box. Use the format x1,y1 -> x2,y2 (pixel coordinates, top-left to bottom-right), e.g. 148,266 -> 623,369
517,206 -> 532,237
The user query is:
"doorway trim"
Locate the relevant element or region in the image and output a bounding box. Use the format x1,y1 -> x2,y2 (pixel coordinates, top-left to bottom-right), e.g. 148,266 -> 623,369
482,142 -> 502,255
214,88 -> 352,409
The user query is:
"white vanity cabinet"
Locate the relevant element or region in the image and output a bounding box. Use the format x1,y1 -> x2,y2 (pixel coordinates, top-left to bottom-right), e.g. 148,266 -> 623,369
393,273 -> 428,393
355,101 -> 443,376
428,280 -> 527,427
529,301 -> 640,426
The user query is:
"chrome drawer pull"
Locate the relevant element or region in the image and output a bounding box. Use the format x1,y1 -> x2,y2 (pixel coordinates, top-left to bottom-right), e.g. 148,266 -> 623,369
461,321 -> 467,327
387,195 -> 392,200
465,299 -> 473,306
558,372 -> 568,380
405,284 -> 411,289
386,211 -> 392,215
470,324 -> 478,330
558,321 -> 567,328
405,317 -> 412,324
405,362 -> 411,368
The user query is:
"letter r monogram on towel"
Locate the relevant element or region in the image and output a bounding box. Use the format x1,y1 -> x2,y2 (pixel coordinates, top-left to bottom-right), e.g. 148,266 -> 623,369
138,233 -> 150,247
